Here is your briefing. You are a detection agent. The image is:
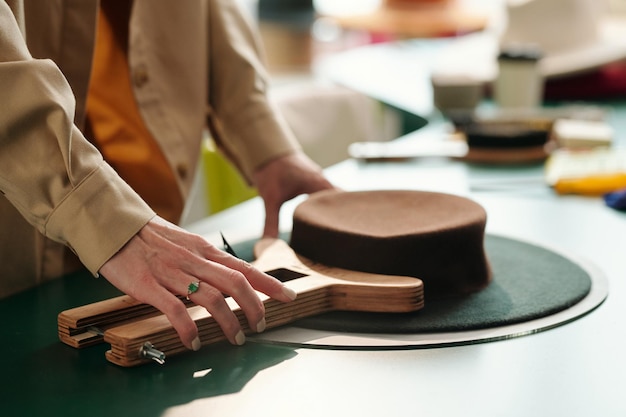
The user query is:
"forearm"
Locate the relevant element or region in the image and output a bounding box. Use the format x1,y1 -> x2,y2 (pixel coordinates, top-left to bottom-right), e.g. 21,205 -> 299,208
0,3 -> 155,274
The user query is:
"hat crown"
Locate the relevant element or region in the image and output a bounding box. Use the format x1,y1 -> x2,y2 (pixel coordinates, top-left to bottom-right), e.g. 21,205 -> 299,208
501,0 -> 607,55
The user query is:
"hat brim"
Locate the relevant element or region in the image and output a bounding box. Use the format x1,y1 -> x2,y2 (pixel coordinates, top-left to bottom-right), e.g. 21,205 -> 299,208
231,233 -> 607,348
541,17 -> 626,78
327,5 -> 489,38
433,17 -> 626,80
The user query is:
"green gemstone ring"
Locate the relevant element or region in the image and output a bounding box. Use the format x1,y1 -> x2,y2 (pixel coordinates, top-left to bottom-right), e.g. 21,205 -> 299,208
186,281 -> 200,300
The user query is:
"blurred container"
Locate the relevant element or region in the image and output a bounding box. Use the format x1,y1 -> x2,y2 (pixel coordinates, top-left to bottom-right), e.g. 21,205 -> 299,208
494,45 -> 543,109
431,74 -> 484,114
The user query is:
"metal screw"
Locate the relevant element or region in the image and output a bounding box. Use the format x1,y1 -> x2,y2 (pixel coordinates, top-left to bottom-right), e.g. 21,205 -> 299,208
140,342 -> 166,365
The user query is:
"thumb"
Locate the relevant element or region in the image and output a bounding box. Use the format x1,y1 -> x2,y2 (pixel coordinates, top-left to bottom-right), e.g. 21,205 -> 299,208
262,200 -> 280,238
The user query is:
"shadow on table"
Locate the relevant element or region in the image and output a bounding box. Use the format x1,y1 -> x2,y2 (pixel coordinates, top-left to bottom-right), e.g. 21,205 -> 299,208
5,338 -> 297,417
0,270 -> 298,417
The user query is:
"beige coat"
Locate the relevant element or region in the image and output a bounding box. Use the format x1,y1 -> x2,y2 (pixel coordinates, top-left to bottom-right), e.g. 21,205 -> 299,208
0,0 -> 300,297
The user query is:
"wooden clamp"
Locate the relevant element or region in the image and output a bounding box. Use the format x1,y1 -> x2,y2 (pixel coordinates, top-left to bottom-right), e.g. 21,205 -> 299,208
58,239 -> 424,366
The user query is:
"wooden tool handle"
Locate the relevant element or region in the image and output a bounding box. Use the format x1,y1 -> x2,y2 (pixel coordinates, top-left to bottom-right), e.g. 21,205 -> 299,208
59,238 -> 424,366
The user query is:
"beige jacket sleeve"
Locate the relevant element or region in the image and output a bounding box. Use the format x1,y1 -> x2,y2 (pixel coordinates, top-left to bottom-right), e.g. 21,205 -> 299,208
0,2 -> 155,275
206,0 -> 301,181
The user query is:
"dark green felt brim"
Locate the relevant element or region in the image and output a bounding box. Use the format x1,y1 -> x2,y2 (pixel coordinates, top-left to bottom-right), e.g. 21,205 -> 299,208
232,234 -> 592,334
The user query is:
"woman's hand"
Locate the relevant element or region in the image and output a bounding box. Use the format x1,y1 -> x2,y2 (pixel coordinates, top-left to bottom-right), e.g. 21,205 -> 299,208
253,152 -> 335,238
99,216 -> 296,350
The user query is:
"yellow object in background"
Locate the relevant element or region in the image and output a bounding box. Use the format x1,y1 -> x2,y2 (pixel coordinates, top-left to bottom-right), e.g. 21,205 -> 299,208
202,139 -> 258,214
545,147 -> 626,195
553,173 -> 626,195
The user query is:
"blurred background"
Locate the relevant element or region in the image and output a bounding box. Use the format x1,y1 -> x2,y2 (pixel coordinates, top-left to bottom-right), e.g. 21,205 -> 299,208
183,0 -> 626,224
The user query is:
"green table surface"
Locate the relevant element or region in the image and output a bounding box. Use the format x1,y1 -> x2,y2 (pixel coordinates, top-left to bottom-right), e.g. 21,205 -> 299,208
0,270 -> 302,416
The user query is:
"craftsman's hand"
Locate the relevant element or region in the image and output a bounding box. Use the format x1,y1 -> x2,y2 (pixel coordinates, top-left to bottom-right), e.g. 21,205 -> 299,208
253,152 -> 335,238
99,216 -> 296,350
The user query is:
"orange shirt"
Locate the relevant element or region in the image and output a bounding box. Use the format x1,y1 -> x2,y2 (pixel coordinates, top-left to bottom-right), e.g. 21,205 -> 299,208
86,1 -> 183,224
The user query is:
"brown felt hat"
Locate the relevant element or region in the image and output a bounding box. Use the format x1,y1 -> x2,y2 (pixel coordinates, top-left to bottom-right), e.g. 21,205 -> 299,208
289,189 -> 492,297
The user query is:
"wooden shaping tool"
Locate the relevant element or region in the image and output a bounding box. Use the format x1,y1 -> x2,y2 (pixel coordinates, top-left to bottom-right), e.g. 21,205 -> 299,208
58,238 -> 424,367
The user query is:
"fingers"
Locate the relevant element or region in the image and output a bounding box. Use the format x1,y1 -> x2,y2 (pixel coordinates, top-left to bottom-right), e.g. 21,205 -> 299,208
262,203 -> 280,238
180,249 -> 296,338
159,260 -> 254,346
152,218 -> 294,302
100,217 -> 297,353
186,280 -> 247,345
140,220 -> 292,338
141,284 -> 202,351
191,260 -> 267,333
198,246 -> 296,303
134,263 -> 260,348
253,153 -> 335,238
230,257 -> 297,302
101,260 -> 202,351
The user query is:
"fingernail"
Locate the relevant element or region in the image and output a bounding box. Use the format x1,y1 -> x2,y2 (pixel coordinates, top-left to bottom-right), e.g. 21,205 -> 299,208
256,317 -> 266,333
282,285 -> 297,301
235,330 -> 246,346
191,337 -> 202,351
